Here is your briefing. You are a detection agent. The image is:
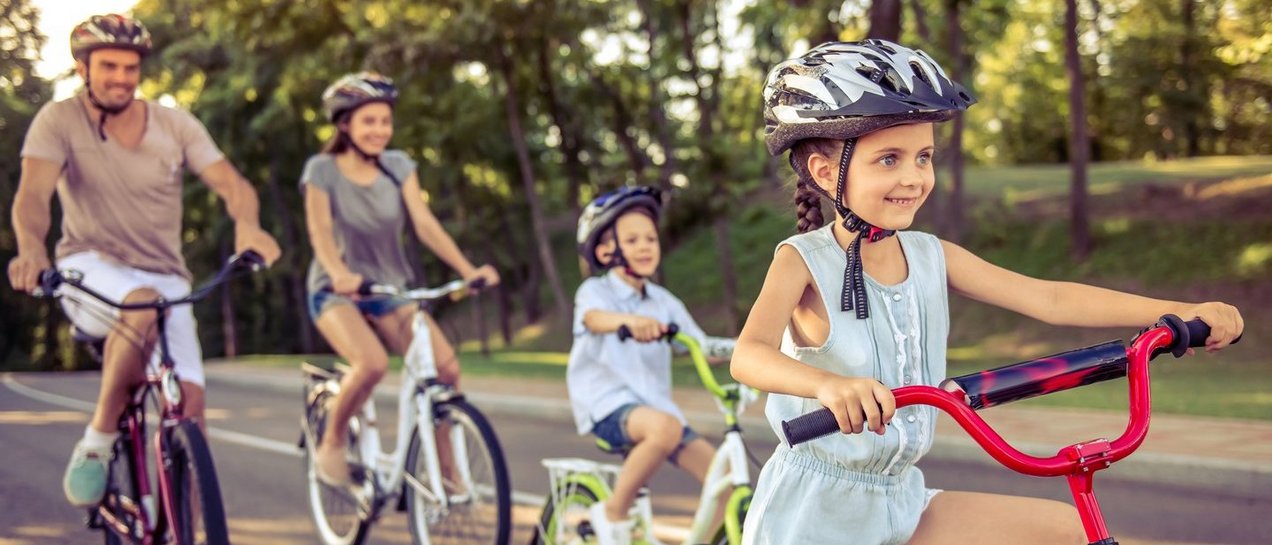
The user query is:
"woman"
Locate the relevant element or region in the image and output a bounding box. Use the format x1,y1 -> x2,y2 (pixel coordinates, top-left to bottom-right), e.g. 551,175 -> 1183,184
302,72 -> 499,485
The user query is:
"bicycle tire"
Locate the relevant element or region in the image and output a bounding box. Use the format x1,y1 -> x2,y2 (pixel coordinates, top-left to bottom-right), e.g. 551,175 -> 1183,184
708,487 -> 752,545
163,419 -> 229,545
530,482 -> 601,545
101,430 -> 138,545
303,388 -> 371,545
405,398 -> 511,545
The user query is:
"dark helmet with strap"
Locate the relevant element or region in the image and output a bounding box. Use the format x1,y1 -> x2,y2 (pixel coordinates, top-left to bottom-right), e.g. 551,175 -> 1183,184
70,14 -> 152,62
763,40 -> 975,319
577,186 -> 662,274
322,72 -> 398,123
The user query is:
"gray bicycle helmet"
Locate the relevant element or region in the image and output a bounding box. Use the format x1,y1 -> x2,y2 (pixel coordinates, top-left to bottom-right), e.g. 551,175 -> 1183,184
763,39 -> 976,156
577,186 -> 662,273
322,72 -> 398,123
70,14 -> 152,62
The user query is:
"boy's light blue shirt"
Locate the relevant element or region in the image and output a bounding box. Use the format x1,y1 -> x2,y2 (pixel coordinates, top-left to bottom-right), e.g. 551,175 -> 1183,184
567,269 -> 708,435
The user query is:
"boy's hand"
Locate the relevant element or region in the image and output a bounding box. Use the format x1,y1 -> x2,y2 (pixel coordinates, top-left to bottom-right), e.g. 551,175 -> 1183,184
814,376 -> 895,436
624,316 -> 667,342
1180,302 -> 1244,352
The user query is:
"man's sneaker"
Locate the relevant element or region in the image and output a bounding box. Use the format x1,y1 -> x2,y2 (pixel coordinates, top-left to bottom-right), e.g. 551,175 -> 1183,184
589,501 -> 634,545
63,440 -> 111,507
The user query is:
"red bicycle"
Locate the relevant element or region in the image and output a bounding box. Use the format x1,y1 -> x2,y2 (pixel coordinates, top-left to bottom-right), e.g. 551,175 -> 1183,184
35,251 -> 264,545
783,315 -> 1237,545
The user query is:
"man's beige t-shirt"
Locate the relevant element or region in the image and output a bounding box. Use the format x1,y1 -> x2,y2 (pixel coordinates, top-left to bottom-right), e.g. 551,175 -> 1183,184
20,93 -> 224,280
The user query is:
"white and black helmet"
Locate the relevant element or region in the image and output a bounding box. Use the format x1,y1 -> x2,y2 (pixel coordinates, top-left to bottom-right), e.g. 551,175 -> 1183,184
576,186 -> 662,272
763,39 -> 975,156
322,72 -> 398,123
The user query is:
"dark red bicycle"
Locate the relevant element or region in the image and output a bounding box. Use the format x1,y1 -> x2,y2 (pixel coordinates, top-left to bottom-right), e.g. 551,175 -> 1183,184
782,315 -> 1236,545
35,251 -> 264,545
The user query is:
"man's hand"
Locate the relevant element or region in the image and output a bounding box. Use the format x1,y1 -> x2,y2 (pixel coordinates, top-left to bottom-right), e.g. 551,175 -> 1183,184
234,226 -> 281,266
7,252 -> 51,293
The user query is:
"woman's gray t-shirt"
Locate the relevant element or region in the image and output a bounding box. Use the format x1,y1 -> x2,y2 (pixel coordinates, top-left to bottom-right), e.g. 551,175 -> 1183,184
301,150 -> 417,295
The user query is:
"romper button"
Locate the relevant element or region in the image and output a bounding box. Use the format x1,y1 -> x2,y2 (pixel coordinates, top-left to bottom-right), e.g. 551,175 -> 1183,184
903,375 -> 913,385
906,415 -> 917,423
892,293 -> 902,302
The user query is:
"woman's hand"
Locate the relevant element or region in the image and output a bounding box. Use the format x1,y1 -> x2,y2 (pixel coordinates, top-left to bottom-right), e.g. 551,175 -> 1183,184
814,376 -> 896,436
330,270 -> 364,296
463,264 -> 501,291
624,315 -> 668,342
1179,302 -> 1244,352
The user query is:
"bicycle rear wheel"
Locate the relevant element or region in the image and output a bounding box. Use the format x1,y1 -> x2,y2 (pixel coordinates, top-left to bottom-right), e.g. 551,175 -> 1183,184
531,484 -> 601,545
405,398 -> 511,545
303,387 -> 371,545
163,419 -> 229,545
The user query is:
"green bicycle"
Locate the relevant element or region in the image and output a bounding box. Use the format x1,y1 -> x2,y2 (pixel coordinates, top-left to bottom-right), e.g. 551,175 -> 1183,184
532,325 -> 757,545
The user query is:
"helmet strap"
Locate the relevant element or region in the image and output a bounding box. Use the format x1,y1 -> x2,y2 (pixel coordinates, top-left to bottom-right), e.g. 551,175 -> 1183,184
84,74 -> 132,142
606,225 -> 647,283
800,137 -> 897,319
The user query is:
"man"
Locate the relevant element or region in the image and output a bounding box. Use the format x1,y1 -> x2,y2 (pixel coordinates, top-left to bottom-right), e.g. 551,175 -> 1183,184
6,13 -> 281,507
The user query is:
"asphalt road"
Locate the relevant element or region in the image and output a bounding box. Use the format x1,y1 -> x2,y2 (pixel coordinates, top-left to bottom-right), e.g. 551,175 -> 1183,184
2,372 -> 1268,545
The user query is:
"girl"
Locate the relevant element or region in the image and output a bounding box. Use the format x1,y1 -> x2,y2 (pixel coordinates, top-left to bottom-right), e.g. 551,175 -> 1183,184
732,40 -> 1243,545
303,72 -> 499,485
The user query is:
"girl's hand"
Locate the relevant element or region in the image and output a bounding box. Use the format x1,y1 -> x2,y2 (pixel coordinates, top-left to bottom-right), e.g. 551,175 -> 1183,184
1179,302 -> 1244,352
464,264 -> 501,290
814,376 -> 896,436
330,271 -> 364,296
624,316 -> 667,342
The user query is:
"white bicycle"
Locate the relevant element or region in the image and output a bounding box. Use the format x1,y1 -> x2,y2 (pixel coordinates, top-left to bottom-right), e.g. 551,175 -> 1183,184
532,325 -> 758,545
299,279 -> 511,545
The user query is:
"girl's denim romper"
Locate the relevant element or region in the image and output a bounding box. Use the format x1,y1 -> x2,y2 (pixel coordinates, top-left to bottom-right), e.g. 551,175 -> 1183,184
743,226 -> 950,545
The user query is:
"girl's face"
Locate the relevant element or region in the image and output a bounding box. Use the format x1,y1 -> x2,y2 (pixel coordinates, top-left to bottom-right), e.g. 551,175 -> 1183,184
611,211 -> 661,277
342,101 -> 394,155
813,123 -> 937,230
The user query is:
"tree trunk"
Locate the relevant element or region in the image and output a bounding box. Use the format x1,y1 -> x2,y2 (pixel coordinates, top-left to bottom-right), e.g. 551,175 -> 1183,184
943,0 -> 967,244
910,0 -> 931,42
1064,0 -> 1092,259
537,34 -> 589,213
1180,0 -> 1201,157
713,217 -> 739,334
219,236 -> 238,358
867,0 -> 903,42
637,0 -> 680,195
589,69 -> 651,179
496,44 -> 570,324
265,154 -> 315,353
679,2 -> 738,332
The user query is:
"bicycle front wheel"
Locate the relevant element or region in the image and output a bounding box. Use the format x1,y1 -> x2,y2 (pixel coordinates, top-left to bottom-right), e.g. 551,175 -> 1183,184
163,419 -> 230,545
405,398 -> 511,545
303,388 -> 371,545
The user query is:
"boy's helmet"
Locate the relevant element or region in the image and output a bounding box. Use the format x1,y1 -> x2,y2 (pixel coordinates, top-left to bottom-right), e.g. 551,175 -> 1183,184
762,39 -> 976,156
577,186 -> 662,272
322,72 -> 398,123
70,14 -> 152,61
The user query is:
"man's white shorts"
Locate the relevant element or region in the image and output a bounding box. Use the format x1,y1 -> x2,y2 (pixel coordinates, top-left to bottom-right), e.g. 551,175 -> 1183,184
56,251 -> 204,386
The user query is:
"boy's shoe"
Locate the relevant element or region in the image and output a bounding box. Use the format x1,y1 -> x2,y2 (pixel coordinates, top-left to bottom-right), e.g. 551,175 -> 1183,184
63,440 -> 111,507
589,501 -> 634,545
314,443 -> 353,487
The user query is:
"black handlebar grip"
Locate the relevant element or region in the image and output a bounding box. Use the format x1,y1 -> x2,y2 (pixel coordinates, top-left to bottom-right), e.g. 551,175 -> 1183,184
357,280 -> 377,296
468,277 -> 488,291
781,408 -> 839,446
616,322 -> 680,343
236,249 -> 266,270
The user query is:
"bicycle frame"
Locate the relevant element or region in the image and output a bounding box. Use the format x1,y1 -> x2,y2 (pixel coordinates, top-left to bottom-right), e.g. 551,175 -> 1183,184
782,315 -> 1229,545
304,279 -> 476,514
40,252 -> 261,544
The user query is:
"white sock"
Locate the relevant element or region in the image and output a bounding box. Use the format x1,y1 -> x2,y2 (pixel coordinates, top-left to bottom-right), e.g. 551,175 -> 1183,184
82,425 -> 118,449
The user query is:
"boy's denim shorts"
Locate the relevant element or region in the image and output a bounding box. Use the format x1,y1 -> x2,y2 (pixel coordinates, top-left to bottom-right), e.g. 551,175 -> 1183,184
592,403 -> 700,462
